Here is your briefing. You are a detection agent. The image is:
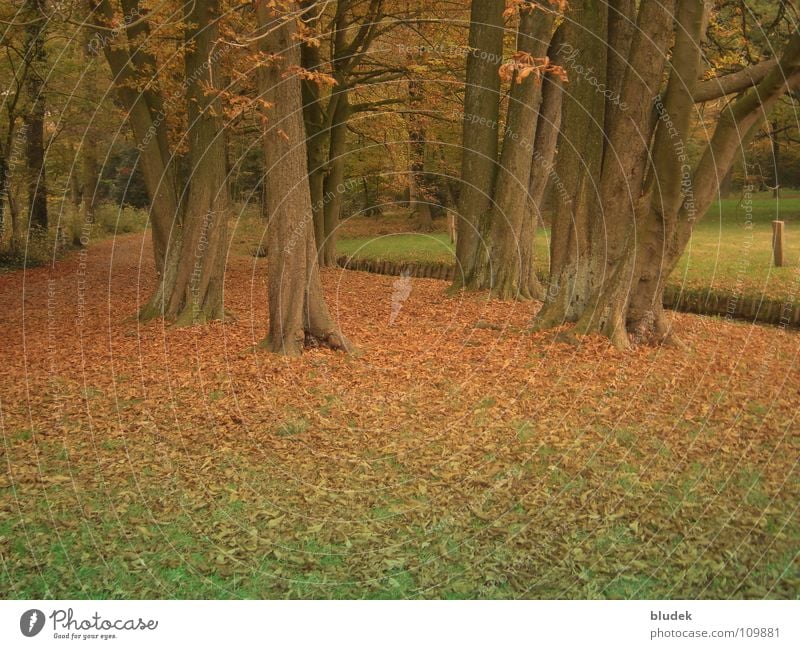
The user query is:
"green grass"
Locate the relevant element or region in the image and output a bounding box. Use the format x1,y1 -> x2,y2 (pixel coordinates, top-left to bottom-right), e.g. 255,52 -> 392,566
676,196 -> 800,300
335,195 -> 800,302
337,232 -> 456,265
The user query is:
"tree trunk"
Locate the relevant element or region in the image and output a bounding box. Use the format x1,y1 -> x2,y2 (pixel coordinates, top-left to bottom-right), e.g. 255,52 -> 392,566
80,140 -> 99,225
320,89 -> 350,266
451,0 -> 504,290
770,120 -> 780,198
255,0 -> 351,355
604,0 -> 636,134
0,151 -> 7,238
80,33 -> 100,225
300,22 -> 328,262
622,0 -> 707,343
474,6 -> 555,300
524,29 -> 566,301
2,125 -> 22,247
68,146 -> 83,245
571,0 -> 676,347
361,176 -> 380,216
302,0 -> 383,264
69,148 -> 83,211
24,0 -> 48,233
535,0 -> 607,328
140,0 -> 229,325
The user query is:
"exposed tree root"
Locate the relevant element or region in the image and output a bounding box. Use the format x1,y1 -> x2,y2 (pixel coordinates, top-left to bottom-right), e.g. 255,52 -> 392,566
260,327 -> 354,356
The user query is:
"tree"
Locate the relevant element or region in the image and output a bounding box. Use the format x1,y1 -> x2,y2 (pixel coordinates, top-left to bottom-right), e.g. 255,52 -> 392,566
451,0 -> 504,289
536,0 -> 800,347
140,0 -> 230,325
536,0 -> 676,338
0,1 -> 33,247
300,0 -> 391,266
88,0 -> 181,276
406,58 -> 434,231
452,0 -> 562,299
625,22 -> 800,345
255,0 -> 352,355
90,0 -> 230,324
79,32 -> 101,225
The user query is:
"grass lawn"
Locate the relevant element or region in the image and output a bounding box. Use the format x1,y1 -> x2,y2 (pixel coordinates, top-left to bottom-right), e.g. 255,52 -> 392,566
336,194 -> 800,302
338,232 -> 457,265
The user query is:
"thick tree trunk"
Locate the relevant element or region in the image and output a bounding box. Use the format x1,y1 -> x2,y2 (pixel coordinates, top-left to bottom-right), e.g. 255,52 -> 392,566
535,0 -> 607,328
523,30 -> 566,301
300,27 -> 328,261
623,0 -> 707,343
571,0 -> 676,347
255,0 -> 351,355
140,0 -> 229,325
604,0 -> 636,134
24,0 -> 48,233
473,7 -> 555,300
451,0 -> 504,290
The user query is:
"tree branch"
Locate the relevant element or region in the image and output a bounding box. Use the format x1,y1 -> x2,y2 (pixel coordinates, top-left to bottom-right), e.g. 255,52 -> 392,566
693,59 -> 777,102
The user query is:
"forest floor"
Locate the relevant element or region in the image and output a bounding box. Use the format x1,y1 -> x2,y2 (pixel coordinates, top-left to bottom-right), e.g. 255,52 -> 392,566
1,232 -> 798,598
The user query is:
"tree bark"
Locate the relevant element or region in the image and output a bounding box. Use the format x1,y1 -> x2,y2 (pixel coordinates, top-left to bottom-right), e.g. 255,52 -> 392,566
0,151 -> 7,237
605,0 -> 635,134
622,0 -> 708,343
522,26 -> 567,297
320,88 -> 350,266
571,0 -> 676,347
300,6 -> 328,261
255,0 -> 352,355
80,33 -> 100,225
627,33 -> 800,343
693,59 -> 777,103
474,5 -> 554,300
140,0 -> 229,325
451,0 -> 504,290
535,0 -> 608,327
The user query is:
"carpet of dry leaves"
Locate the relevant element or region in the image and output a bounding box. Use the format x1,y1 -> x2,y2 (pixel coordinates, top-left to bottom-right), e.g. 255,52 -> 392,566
1,233 -> 798,598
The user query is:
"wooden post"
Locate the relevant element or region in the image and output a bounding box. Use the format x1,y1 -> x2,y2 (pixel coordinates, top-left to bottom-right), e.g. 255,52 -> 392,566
447,210 -> 457,245
772,220 -> 785,267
